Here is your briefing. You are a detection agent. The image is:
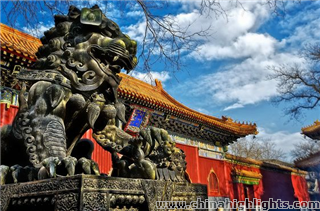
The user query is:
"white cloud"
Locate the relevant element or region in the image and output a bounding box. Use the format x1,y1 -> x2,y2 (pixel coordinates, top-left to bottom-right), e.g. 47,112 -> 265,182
122,2 -> 269,48
72,1 -> 123,20
224,103 -> 244,111
178,52 -> 304,110
123,20 -> 146,43
122,1 -> 318,111
22,22 -> 53,38
170,1 -> 317,111
171,2 -> 273,61
129,71 -> 171,85
196,107 -> 211,115
282,13 -> 320,49
172,2 -> 270,44
190,32 -> 277,60
126,10 -> 144,17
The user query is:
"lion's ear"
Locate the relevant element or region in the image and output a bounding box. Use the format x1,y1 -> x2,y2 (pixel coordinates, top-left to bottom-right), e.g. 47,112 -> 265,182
45,85 -> 64,109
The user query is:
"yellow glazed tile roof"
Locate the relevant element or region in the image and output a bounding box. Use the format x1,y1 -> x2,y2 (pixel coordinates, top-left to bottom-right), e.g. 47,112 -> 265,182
119,73 -> 258,136
295,150 -> 320,168
225,153 -> 308,175
0,23 -> 42,61
234,169 -> 262,179
301,120 -> 320,136
297,119 -> 320,167
0,23 -> 258,136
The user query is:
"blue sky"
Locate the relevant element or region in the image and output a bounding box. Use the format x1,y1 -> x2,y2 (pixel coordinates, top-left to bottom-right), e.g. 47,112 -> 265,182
1,0 -> 320,161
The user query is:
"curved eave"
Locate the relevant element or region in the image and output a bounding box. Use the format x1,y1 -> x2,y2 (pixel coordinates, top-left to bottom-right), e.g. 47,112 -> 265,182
1,46 -> 37,62
118,73 -> 258,137
301,120 -> 320,140
234,169 -> 262,179
0,23 -> 42,62
295,150 -> 320,169
226,153 -> 308,175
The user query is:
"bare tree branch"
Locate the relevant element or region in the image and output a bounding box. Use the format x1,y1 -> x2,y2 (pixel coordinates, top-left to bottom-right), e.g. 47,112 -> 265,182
0,0 -> 301,76
229,137 -> 287,161
291,138 -> 320,161
269,44 -> 320,119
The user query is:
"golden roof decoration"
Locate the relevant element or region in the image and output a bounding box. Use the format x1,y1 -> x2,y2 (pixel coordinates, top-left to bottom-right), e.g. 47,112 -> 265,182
301,120 -> 320,133
225,153 -> 308,175
0,23 -> 42,61
301,120 -> 320,140
233,169 -> 262,179
119,73 -> 258,136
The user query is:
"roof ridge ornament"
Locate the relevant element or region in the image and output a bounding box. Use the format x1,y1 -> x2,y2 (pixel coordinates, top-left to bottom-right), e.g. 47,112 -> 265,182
155,79 -> 163,90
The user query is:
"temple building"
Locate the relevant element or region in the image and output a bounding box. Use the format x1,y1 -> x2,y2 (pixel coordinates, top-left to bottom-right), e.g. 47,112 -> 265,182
295,122 -> 320,200
0,23 -> 311,207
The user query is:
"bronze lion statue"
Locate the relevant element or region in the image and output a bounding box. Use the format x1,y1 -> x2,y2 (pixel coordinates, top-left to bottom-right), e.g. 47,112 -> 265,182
0,5 -> 189,184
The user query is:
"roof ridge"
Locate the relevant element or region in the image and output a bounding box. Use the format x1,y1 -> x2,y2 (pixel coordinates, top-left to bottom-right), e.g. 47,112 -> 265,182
225,153 -> 307,175
120,73 -> 236,125
301,119 -> 320,131
119,73 -> 257,135
0,23 -> 42,44
119,73 -> 162,93
158,86 -> 256,130
0,23 -> 42,60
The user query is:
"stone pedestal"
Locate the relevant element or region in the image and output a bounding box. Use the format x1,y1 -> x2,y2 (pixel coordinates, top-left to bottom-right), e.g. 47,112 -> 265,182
0,175 -> 207,211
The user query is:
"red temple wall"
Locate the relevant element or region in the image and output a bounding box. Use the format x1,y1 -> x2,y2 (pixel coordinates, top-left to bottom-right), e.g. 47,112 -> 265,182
175,142 -> 264,199
175,143 -> 200,183
291,174 -> 310,201
176,143 -> 233,197
198,156 -> 230,197
0,104 -> 18,126
223,162 -> 263,201
176,143 -> 235,197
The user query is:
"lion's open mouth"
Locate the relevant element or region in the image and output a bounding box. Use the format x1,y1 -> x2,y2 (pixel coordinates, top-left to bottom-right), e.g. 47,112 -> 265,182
89,44 -> 137,74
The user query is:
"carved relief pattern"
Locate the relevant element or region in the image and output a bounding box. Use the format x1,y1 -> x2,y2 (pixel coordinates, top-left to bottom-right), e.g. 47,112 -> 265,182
156,181 -> 166,202
18,178 -> 80,194
56,193 -> 78,211
83,178 -> 142,191
149,114 -> 238,144
58,178 -> 80,190
19,181 -> 58,193
17,70 -> 71,89
0,185 -> 19,211
0,175 -> 207,211
174,183 -> 207,193
141,180 -> 159,211
43,120 -> 67,158
82,192 -> 108,211
163,181 -> 175,201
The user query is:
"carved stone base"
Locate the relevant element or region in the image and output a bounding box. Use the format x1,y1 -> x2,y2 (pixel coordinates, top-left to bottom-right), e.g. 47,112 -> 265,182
0,175 -> 208,211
